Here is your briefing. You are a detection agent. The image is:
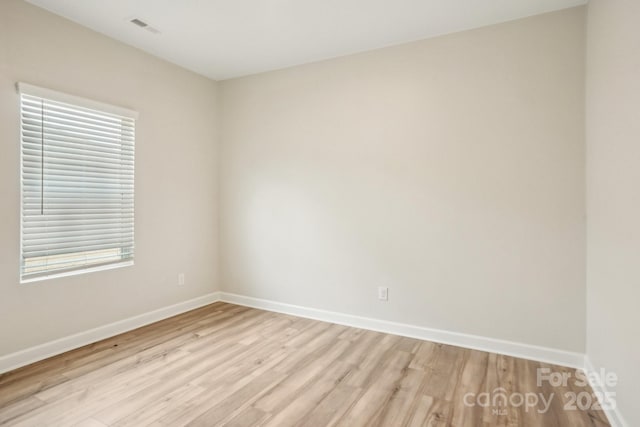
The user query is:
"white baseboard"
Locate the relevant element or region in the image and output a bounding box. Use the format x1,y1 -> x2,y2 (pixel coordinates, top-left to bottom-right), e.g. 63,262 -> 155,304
2,290 -> 622,427
0,292 -> 221,375
219,292 -> 585,369
583,357 -> 628,427
0,290 -> 585,373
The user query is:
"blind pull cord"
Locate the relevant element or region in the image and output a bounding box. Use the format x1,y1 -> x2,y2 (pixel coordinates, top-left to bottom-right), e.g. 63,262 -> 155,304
40,100 -> 44,215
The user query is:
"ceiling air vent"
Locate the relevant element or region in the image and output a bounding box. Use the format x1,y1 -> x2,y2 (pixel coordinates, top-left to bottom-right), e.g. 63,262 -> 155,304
130,18 -> 148,28
130,18 -> 160,34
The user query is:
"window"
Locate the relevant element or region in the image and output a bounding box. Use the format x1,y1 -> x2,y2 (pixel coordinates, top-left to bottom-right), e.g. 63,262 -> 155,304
19,83 -> 137,282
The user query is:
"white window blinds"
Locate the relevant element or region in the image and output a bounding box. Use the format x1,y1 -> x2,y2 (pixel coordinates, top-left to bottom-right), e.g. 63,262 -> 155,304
19,83 -> 138,282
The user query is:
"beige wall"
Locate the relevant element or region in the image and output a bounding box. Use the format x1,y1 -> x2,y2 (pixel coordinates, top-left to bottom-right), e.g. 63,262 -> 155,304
586,0 -> 640,425
0,0 -> 219,355
220,8 -> 586,351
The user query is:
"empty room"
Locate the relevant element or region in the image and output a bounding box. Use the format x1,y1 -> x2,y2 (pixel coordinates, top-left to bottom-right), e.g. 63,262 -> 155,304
0,0 -> 637,426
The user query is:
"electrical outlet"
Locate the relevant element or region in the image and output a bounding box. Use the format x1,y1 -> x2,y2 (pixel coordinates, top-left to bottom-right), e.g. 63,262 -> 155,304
178,273 -> 185,286
378,286 -> 388,301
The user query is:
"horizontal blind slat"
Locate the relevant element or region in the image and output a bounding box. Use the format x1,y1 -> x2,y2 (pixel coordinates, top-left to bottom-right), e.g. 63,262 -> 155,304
23,227 -> 134,239
23,253 -> 133,273
24,158 -> 134,173
23,124 -> 134,146
23,143 -> 134,162
23,213 -> 134,222
22,110 -> 135,134
24,233 -> 134,248
23,175 -> 134,187
22,94 -> 136,123
22,132 -> 134,152
23,167 -> 134,180
23,151 -> 134,169
24,242 -> 134,258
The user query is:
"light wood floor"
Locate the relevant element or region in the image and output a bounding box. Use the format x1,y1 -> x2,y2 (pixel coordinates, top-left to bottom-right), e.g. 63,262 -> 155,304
0,302 -> 610,427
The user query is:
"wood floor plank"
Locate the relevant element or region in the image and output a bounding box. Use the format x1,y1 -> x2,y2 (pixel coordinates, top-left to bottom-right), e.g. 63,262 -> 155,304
295,383 -> 361,427
221,407 -> 270,427
260,362 -> 355,427
0,397 -> 45,425
71,418 -> 108,427
0,303 -> 611,427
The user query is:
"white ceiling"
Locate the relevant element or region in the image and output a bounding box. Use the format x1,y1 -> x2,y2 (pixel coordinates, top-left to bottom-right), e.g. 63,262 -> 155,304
26,0 -> 587,80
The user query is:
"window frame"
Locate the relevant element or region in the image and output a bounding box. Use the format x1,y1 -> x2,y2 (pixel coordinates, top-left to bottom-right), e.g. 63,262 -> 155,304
18,83 -> 138,283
